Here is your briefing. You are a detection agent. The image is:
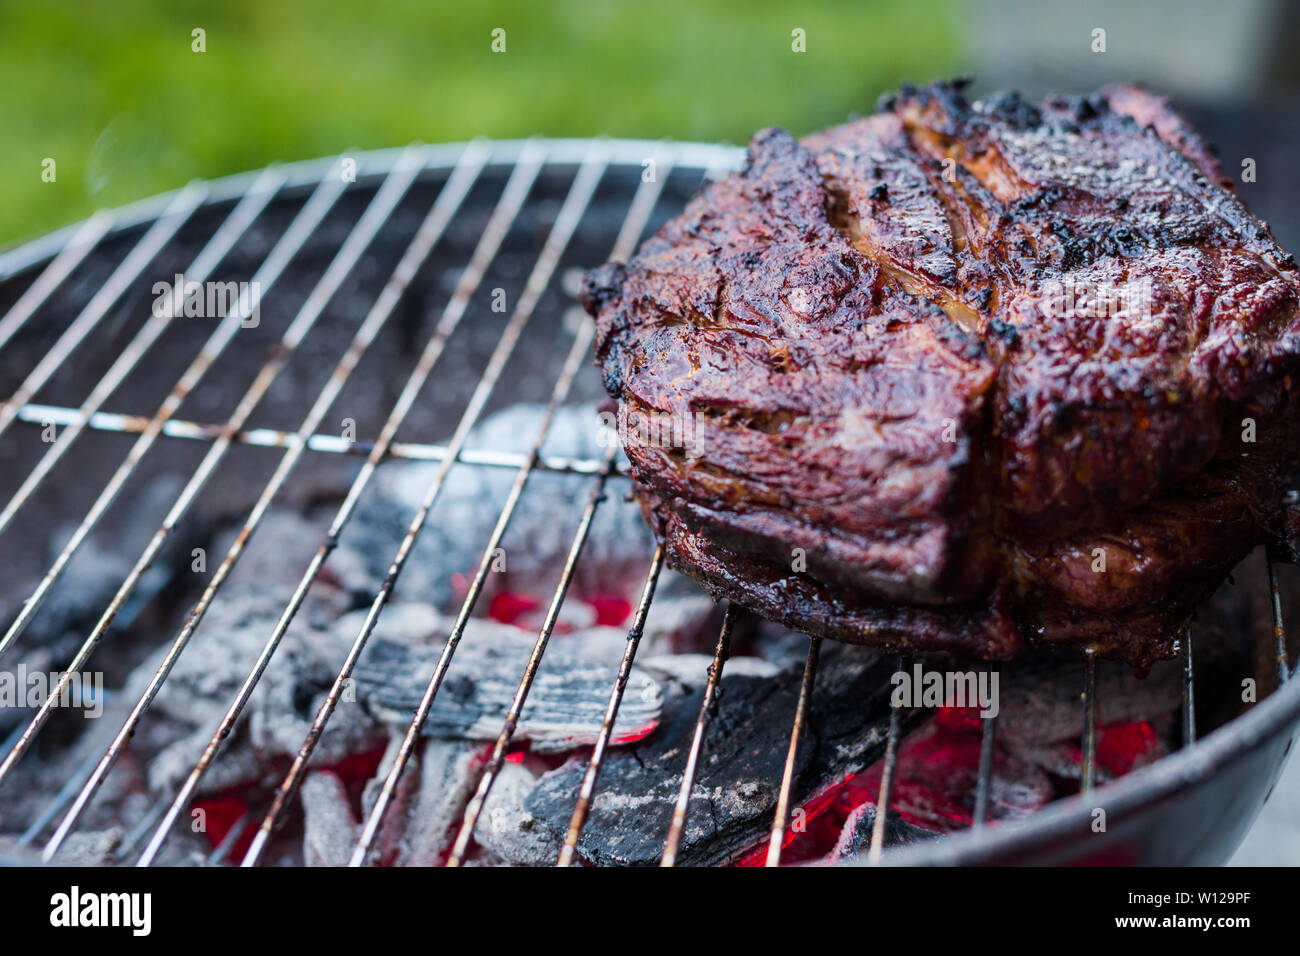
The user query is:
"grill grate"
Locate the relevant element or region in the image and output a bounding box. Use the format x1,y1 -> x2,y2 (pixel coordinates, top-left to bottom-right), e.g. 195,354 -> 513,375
0,139 -> 1294,867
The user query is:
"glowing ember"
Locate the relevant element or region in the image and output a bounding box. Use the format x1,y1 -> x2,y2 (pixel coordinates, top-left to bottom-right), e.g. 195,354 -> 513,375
588,594 -> 633,627
737,705 -> 1166,865
192,794 -> 251,856
488,591 -> 543,625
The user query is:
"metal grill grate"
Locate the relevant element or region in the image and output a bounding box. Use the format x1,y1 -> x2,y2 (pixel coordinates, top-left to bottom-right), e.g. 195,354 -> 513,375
0,139 -> 1294,867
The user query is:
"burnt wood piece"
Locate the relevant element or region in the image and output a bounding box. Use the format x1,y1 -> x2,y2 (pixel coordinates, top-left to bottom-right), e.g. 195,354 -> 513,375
524,643 -> 920,866
581,80 -> 1300,668
353,630 -> 663,752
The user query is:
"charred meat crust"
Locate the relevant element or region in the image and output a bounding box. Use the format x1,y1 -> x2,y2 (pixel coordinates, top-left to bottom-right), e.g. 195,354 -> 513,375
581,80 -> 1300,667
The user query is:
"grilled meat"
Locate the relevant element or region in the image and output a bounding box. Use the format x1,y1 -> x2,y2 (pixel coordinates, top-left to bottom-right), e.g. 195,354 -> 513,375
580,80 -> 1300,668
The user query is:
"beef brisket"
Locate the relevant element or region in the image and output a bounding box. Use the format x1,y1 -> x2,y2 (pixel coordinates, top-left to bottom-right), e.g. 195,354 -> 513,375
581,80 -> 1300,668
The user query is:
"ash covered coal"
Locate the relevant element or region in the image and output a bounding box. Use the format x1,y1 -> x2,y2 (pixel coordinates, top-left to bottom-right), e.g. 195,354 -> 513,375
986,571 -> 1255,785
357,736 -> 481,867
852,715 -> 1055,834
0,474 -> 203,725
0,401 -> 722,864
524,641 -> 918,866
353,620 -> 663,751
830,804 -> 938,862
337,403 -> 657,618
132,568 -> 674,799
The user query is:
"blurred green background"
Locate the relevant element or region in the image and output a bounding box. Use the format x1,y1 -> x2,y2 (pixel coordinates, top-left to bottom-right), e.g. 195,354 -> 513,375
0,0 -> 960,245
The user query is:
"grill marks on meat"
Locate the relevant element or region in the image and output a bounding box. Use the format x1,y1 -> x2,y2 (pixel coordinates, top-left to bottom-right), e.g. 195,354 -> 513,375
582,81 -> 1300,668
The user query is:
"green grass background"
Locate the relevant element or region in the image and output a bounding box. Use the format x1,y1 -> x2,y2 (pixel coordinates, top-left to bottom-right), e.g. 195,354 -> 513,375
0,0 -> 960,245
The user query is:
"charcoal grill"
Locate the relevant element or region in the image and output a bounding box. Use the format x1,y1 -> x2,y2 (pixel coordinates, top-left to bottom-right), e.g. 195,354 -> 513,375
0,139 -> 1296,867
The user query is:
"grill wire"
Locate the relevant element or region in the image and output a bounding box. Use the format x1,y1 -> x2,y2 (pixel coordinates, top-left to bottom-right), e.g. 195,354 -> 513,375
0,139 -> 1293,867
